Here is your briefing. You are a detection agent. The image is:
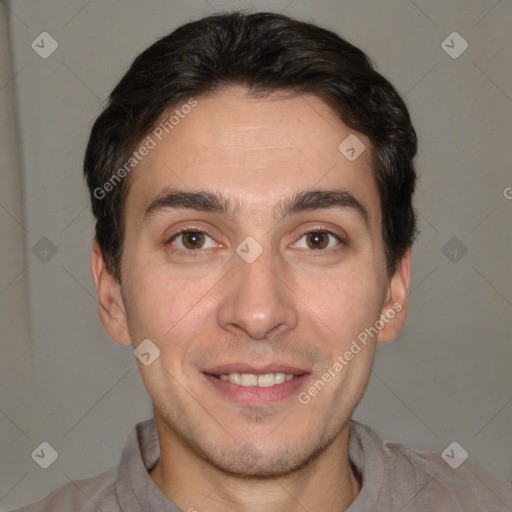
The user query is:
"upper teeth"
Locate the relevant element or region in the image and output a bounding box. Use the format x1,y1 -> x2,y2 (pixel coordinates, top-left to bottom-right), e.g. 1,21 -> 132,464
218,372 -> 295,387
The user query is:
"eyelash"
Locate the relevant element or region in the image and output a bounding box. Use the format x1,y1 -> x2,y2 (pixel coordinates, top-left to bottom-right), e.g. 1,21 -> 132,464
166,228 -> 214,259
166,227 -> 344,259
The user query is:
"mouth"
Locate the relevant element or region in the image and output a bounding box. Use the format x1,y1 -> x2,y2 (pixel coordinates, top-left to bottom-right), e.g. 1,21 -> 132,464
207,371 -> 299,387
202,364 -> 311,406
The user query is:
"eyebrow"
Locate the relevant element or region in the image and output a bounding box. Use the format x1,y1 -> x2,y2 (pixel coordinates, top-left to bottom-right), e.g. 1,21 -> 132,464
143,188 -> 370,229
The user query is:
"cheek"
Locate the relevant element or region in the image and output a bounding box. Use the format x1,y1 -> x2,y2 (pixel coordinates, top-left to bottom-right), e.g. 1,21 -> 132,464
123,272 -> 175,339
299,267 -> 383,345
122,263 -> 218,352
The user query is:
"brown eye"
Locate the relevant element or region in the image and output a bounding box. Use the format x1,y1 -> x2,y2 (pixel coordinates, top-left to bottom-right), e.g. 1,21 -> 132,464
168,230 -> 217,252
294,230 -> 342,251
181,231 -> 206,250
305,232 -> 329,249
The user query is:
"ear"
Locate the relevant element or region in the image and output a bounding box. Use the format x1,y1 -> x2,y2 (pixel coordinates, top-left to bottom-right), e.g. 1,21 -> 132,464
91,241 -> 131,346
377,247 -> 411,344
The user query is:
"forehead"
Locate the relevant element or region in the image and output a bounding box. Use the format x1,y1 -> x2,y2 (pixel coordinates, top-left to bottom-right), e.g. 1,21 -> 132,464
126,88 -> 381,229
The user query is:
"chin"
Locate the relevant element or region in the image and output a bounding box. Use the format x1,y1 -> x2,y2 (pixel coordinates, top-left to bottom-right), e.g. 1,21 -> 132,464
194,432 -> 335,479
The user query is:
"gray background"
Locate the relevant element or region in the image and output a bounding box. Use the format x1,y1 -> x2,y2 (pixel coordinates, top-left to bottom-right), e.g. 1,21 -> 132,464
1,0 -> 511,509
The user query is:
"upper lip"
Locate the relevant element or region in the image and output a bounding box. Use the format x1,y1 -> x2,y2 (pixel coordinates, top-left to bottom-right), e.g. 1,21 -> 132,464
203,363 -> 310,376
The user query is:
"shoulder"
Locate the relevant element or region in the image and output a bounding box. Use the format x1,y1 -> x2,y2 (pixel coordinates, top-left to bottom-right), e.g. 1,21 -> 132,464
387,439 -> 512,508
350,421 -> 512,510
8,466 -> 119,512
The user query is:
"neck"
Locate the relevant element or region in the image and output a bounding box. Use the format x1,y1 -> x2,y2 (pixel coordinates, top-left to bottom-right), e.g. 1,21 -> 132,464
149,419 -> 361,512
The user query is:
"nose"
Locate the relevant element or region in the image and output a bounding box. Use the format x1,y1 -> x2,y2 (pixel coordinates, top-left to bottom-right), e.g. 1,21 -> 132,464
216,244 -> 299,340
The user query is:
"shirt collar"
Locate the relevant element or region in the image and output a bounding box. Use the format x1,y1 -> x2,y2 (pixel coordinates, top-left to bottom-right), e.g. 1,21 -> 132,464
116,416 -> 181,512
115,416 -> 384,511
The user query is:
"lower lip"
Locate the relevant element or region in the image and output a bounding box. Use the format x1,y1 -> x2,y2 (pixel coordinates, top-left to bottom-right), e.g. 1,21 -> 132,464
203,373 -> 310,406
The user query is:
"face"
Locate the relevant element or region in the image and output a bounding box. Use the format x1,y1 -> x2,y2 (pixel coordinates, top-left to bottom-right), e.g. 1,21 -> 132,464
93,87 -> 410,477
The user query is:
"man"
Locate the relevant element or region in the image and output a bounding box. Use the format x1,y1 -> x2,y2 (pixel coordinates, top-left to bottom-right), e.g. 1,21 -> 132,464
13,10 -> 512,512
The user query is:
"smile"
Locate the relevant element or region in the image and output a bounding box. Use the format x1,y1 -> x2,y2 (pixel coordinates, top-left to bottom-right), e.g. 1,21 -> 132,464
211,372 -> 297,387
202,367 -> 311,406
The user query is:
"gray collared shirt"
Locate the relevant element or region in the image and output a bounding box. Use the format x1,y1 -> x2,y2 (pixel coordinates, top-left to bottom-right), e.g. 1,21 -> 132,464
11,417 -> 512,511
